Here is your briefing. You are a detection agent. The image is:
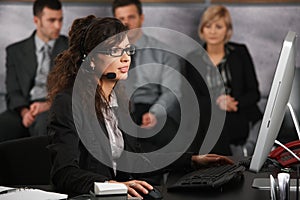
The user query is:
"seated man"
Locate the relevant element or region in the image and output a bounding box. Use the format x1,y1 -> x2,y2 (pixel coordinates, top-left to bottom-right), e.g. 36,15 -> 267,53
0,0 -> 68,142
112,0 -> 183,152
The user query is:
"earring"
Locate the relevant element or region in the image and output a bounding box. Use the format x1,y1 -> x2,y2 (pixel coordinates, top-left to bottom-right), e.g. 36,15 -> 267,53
90,62 -> 95,71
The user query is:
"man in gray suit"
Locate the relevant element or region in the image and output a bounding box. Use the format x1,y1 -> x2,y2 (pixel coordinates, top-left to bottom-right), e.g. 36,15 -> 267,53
0,0 -> 68,142
112,0 -> 182,152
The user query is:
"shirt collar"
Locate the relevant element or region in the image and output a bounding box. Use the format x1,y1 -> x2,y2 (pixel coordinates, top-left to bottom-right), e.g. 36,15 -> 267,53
109,90 -> 118,108
134,33 -> 148,48
34,33 -> 55,52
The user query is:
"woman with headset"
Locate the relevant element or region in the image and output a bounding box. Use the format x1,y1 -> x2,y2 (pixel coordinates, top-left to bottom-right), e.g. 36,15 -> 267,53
47,15 -> 233,198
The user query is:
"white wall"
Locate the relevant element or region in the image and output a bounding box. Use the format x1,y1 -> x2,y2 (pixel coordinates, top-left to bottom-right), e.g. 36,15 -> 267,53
0,2 -> 300,112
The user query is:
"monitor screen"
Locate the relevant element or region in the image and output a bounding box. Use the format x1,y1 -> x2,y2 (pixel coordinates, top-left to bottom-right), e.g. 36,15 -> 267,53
249,31 -> 297,172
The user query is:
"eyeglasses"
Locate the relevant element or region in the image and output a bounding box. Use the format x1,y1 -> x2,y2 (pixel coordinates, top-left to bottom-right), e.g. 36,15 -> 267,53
98,44 -> 136,57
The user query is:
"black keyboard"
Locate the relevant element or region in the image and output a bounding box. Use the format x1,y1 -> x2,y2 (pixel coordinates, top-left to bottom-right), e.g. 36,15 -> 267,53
167,164 -> 245,191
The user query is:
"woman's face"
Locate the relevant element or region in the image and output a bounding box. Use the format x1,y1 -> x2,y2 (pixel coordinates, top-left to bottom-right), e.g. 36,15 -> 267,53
202,17 -> 227,46
95,37 -> 132,81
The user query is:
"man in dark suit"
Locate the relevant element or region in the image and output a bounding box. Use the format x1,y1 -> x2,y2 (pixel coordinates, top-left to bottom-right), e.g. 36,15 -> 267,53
0,0 -> 68,142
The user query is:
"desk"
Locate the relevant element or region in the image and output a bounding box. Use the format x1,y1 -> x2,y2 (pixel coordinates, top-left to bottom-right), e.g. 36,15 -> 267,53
162,170 -> 298,200
16,170 -> 299,200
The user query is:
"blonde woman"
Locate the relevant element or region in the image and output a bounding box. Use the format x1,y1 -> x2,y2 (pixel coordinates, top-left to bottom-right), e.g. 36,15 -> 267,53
187,5 -> 262,155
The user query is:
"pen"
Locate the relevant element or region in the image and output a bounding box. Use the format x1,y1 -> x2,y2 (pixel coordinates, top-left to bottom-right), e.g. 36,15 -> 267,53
0,188 -> 19,195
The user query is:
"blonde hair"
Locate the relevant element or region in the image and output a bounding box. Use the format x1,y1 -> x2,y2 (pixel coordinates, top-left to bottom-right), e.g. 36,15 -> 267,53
198,5 -> 233,43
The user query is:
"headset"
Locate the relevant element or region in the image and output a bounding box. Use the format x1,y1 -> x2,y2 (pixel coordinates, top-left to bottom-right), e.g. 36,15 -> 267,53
78,19 -> 116,79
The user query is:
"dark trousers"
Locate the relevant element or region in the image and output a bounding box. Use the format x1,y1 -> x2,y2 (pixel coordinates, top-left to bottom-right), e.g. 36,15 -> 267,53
0,109 -> 49,142
131,103 -> 179,185
0,110 -> 29,142
132,103 -> 179,153
210,112 -> 249,156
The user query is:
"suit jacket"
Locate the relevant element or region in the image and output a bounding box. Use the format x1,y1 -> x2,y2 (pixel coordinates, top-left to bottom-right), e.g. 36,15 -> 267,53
5,31 -> 68,111
48,87 -> 194,196
224,43 -> 262,122
48,88 -> 127,196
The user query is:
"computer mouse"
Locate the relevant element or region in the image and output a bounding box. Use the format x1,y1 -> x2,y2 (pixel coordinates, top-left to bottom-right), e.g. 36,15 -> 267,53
142,187 -> 163,200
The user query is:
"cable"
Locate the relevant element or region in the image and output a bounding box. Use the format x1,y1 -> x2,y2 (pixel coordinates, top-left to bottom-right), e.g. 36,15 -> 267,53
274,140 -> 300,162
287,102 -> 300,140
297,165 -> 299,200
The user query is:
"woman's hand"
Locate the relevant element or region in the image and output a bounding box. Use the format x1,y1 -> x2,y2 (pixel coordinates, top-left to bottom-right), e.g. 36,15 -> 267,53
191,154 -> 234,168
110,180 -> 153,199
216,94 -> 238,112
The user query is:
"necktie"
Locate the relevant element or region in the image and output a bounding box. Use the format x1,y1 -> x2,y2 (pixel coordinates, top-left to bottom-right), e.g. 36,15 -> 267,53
40,44 -> 51,75
30,43 -> 52,101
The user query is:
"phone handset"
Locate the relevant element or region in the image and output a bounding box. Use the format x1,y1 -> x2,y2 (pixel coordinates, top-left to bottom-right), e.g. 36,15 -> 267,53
269,140 -> 300,167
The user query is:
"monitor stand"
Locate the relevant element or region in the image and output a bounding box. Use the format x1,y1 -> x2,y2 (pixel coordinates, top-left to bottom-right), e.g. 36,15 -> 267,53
252,177 -> 300,191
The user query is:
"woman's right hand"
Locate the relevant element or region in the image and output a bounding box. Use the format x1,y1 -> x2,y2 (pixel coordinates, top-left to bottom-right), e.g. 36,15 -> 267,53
109,180 -> 153,199
191,154 -> 234,168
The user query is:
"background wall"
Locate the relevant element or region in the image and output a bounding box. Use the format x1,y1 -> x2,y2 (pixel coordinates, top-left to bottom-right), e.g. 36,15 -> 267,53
0,2 -> 299,113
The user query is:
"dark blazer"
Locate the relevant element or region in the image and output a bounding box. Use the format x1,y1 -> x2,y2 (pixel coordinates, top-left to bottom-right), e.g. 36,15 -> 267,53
5,31 -> 68,111
187,42 -> 262,123
48,88 -> 130,196
48,88 -> 194,196
185,42 -> 262,152
224,42 -> 262,123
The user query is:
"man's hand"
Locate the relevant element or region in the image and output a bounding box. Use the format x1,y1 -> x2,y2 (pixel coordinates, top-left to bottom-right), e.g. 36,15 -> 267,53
191,154 -> 234,168
30,101 -> 51,117
21,108 -> 35,128
141,112 -> 157,128
20,101 -> 51,128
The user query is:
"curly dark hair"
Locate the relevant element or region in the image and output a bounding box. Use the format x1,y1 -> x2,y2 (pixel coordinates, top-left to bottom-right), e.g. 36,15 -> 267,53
47,16 -> 128,119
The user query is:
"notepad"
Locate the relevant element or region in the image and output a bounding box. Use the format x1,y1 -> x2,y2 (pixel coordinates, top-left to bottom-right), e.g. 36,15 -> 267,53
0,186 -> 68,200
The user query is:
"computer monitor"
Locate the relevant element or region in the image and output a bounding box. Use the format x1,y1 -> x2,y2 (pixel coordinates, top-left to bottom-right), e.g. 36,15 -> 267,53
249,31 -> 297,172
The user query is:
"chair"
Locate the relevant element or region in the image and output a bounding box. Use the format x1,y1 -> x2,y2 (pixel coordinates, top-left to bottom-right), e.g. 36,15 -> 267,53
0,135 -> 52,185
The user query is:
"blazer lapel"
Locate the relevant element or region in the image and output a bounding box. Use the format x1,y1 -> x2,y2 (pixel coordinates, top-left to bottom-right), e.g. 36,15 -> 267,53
19,33 -> 38,96
51,36 -> 68,69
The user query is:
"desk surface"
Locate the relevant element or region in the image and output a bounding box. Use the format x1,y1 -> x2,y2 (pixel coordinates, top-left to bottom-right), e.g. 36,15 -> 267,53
162,170 -> 298,200
18,170 -> 299,200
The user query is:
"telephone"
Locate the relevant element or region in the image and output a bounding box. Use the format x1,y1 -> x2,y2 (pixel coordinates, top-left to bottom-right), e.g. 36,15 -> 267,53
269,140 -> 300,167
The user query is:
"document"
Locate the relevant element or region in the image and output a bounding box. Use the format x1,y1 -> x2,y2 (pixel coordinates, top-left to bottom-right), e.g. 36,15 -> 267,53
0,186 -> 68,200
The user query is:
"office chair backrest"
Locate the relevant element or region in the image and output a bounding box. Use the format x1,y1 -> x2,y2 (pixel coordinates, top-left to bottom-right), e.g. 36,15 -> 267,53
0,135 -> 51,185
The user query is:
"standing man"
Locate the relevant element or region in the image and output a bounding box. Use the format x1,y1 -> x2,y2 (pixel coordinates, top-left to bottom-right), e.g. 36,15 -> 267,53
112,0 -> 182,152
0,0 -> 68,142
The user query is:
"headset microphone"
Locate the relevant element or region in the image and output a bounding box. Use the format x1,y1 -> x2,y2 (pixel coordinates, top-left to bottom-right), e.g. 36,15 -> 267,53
104,72 -> 117,79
